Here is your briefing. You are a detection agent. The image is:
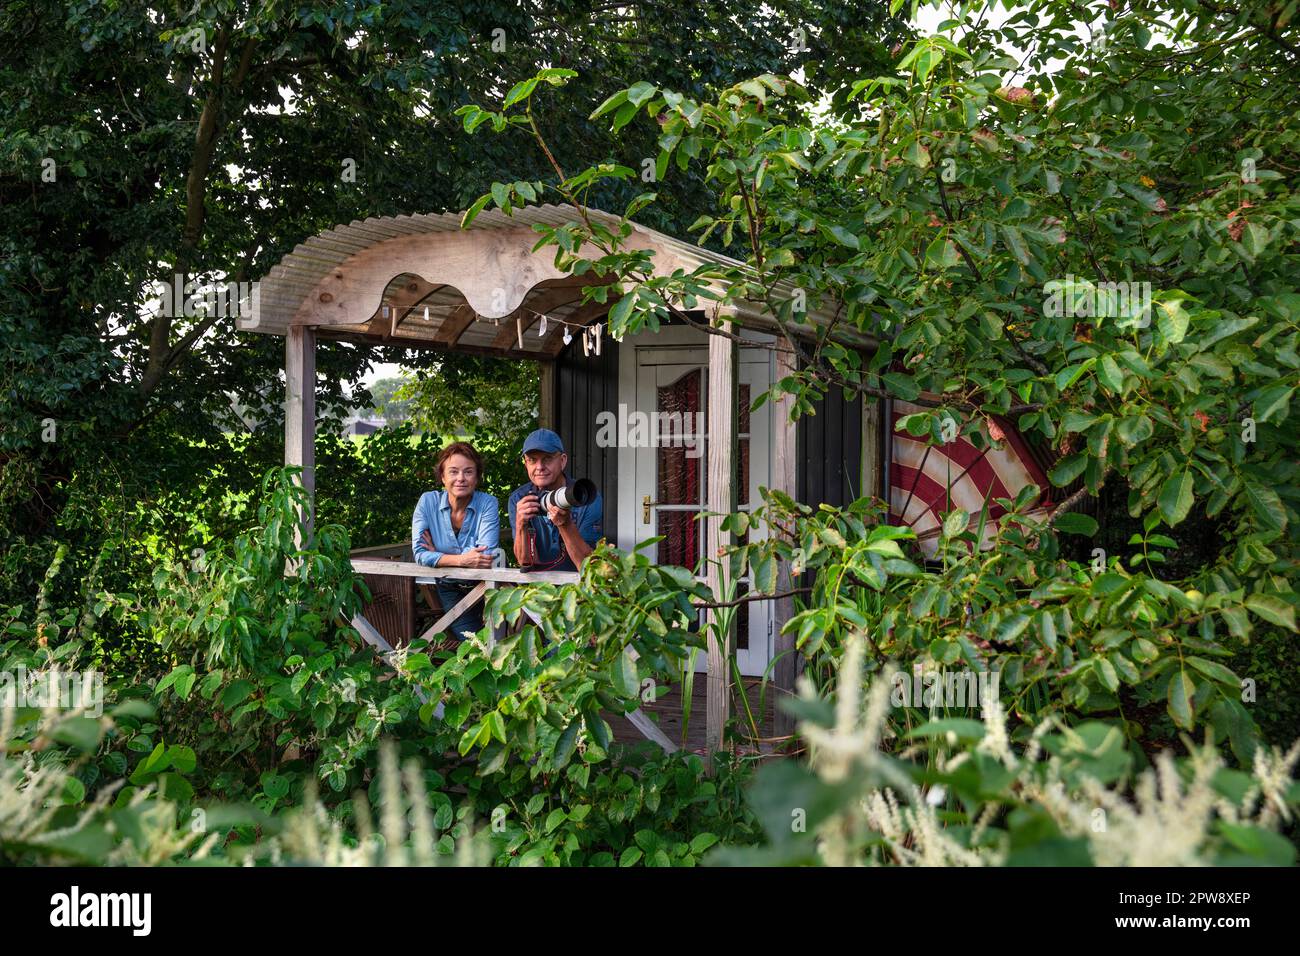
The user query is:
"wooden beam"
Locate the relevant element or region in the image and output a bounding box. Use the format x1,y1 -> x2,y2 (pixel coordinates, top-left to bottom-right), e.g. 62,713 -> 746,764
772,339 -> 800,740
294,227 -> 573,327
313,326 -> 538,361
704,324 -> 738,765
416,581 -> 489,642
350,558 -> 579,586
433,303 -> 478,347
285,325 -> 316,545
538,361 -> 556,430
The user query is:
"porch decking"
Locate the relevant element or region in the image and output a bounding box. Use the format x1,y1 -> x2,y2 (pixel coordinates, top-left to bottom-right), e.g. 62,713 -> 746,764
608,677 -> 781,755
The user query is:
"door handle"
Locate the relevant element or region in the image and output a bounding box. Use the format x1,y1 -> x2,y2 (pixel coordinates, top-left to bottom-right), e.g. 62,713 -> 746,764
642,495 -> 660,524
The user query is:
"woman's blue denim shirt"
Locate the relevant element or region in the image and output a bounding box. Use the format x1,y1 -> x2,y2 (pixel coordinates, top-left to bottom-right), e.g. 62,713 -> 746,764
411,490 -> 500,567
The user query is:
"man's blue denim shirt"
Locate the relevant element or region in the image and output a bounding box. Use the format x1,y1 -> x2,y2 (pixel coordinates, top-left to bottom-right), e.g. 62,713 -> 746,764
507,482 -> 603,572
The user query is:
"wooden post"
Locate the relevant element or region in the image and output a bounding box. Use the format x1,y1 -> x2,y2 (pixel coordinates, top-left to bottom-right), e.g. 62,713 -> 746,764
862,391 -> 883,500
772,340 -> 799,739
285,325 -> 316,544
704,323 -> 738,763
538,360 -> 556,430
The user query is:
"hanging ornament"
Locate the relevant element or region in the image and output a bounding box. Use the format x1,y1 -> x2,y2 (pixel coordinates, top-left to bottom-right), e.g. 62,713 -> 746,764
593,322 -> 603,356
581,327 -> 591,357
562,325 -> 573,346
538,315 -> 548,337
515,316 -> 524,350
423,305 -> 430,321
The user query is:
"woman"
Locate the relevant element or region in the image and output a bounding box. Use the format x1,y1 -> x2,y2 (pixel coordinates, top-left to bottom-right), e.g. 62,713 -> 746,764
412,441 -> 500,639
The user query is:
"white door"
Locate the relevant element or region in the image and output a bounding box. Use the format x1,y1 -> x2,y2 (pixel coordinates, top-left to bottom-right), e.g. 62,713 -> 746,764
626,340 -> 772,676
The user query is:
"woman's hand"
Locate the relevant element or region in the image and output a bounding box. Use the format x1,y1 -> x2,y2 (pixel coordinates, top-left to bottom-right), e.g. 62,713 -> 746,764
445,546 -> 493,569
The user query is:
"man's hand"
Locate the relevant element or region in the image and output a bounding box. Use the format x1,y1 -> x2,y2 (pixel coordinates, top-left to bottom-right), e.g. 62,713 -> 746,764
549,504 -> 571,528
515,493 -> 541,532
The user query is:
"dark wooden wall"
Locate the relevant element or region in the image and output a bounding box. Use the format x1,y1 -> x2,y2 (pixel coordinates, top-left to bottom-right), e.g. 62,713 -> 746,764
553,335 -> 621,544
797,381 -> 866,509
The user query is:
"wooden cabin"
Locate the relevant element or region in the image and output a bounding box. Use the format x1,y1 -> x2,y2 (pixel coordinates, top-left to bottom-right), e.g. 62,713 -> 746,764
241,203 -> 1053,756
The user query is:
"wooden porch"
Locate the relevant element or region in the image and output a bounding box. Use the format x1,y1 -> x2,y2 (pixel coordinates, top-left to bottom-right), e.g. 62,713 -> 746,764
250,204 -> 849,756
347,544 -> 785,756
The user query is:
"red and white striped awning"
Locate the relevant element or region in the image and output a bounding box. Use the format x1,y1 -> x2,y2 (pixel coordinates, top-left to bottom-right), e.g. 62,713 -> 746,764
889,400 -> 1054,556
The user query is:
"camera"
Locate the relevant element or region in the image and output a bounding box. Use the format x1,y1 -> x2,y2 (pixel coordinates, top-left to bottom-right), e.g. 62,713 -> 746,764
538,478 -> 596,512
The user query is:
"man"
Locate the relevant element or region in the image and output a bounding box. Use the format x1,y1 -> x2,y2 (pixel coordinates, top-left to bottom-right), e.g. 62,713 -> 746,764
508,429 -> 603,572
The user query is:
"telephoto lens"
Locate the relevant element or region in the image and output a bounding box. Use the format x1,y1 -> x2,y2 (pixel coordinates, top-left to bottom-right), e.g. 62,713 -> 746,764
538,478 -> 596,511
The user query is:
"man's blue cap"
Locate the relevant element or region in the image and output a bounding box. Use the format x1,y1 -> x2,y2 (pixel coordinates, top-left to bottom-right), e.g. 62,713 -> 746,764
522,428 -> 565,455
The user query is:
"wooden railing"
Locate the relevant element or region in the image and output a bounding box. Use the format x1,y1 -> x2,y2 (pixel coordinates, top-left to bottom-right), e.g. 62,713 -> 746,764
347,554 -> 679,753
350,557 -> 579,643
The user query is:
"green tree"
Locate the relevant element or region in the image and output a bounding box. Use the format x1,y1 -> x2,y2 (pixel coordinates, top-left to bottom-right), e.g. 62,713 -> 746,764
457,0 -> 1299,756
0,0 -> 906,604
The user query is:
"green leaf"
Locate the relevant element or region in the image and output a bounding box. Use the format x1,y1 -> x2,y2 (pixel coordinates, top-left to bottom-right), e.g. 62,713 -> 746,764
626,81 -> 658,107
51,717 -> 102,753
1054,512 -> 1098,535
881,372 -> 920,401
1115,415 -> 1154,447
996,613 -> 1031,643
611,648 -> 639,698
553,719 -> 580,769
903,141 -> 931,168
1167,670 -> 1195,730
1243,482 -> 1287,532
689,832 -> 720,855
1244,594 -> 1297,631
942,509 -> 969,538
1096,657 -> 1119,692
165,744 -> 196,774
220,679 -> 254,710
1054,359 -> 1095,392
1157,470 -> 1194,526
502,78 -> 538,108
827,225 -> 860,249
485,710 -> 507,744
1156,299 -> 1190,346
589,89 -> 629,120
1187,656 -> 1240,687
1097,355 -> 1125,393
1000,225 -> 1029,264
905,718 -> 986,741
460,194 -> 492,228
1254,384 -> 1293,424
619,846 -> 643,866
1049,454 -> 1087,486
1218,822 -> 1297,865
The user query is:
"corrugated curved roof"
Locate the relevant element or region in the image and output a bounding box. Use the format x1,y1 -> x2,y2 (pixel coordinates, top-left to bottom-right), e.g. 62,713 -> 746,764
242,203 -> 868,356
